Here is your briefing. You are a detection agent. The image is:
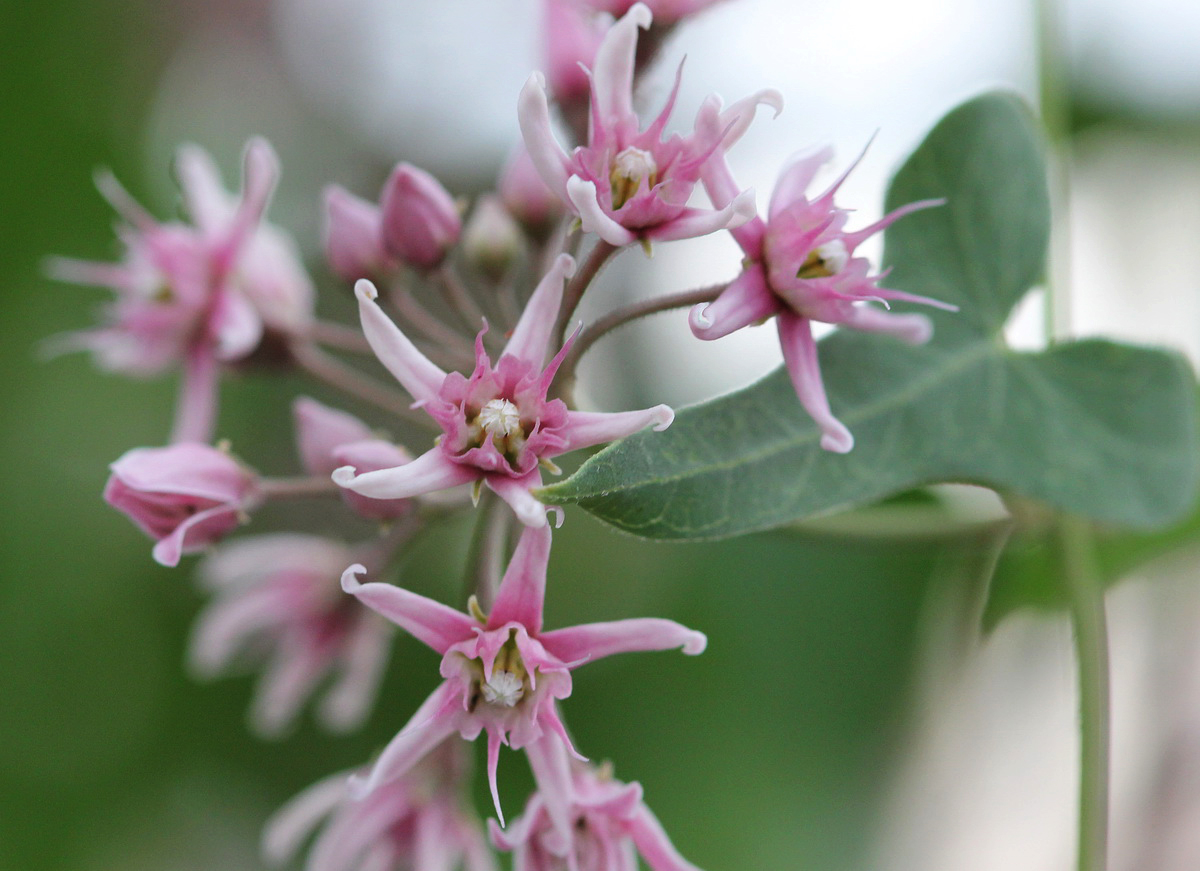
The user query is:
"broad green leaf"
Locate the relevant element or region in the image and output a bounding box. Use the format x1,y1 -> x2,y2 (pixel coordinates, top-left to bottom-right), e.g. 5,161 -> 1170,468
541,92 -> 1199,537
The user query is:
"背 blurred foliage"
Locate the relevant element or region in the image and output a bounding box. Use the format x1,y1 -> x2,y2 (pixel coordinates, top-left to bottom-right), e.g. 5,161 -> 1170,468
3,2 -> 1200,871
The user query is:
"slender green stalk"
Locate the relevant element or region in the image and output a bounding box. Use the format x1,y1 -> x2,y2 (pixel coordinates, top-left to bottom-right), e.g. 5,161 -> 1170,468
1058,514 -> 1110,871
554,240 -> 618,348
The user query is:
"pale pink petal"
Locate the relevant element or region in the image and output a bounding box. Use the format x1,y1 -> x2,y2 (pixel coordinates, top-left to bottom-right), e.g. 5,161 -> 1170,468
323,184 -> 388,282
711,88 -> 784,150
591,3 -> 652,126
293,397 -> 374,476
333,444 -> 476,500
261,771 -> 350,866
485,473 -> 551,528
696,146 -> 765,258
151,503 -> 239,567
644,188 -> 757,242
488,524 -> 552,634
842,305 -> 933,345
211,288 -> 264,361
109,442 -> 249,500
840,197 -> 945,251
776,313 -> 853,453
413,805 -> 463,871
341,565 -> 478,655
93,168 -> 157,232
559,405 -> 674,453
354,279 -> 447,403
688,264 -> 778,340
43,256 -> 133,289
540,618 -> 706,665
626,804 -> 703,871
175,143 -> 233,234
517,73 -> 572,199
197,533 -> 348,591
524,735 -> 576,848
187,584 -> 292,676
251,640 -> 330,737
768,146 -> 834,221
309,787 -> 413,871
487,728 -> 508,827
350,681 -> 462,798
502,253 -> 576,366
566,177 -> 637,246
318,614 -> 393,732
170,345 -> 220,445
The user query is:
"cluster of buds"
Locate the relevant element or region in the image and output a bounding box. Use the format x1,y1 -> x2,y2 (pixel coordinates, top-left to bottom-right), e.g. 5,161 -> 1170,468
56,2 -> 952,869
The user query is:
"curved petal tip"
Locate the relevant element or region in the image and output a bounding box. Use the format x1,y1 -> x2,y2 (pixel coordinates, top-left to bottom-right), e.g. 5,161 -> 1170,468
331,465 -> 358,487
651,405 -> 674,431
354,278 -> 379,302
683,630 -> 707,655
340,563 -> 367,594
819,423 -> 854,454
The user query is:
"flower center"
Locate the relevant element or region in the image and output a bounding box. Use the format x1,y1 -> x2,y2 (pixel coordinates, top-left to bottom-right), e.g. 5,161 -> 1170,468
470,629 -> 530,710
482,670 -> 525,707
478,398 -> 522,438
609,147 -> 658,210
796,239 -> 849,279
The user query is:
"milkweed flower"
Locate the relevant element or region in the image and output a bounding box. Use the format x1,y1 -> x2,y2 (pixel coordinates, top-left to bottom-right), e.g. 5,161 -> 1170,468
190,534 -> 394,736
339,523 -> 706,823
577,0 -> 724,23
263,743 -> 494,871
492,735 -> 702,871
48,139 -> 313,442
518,3 -> 780,247
332,254 -> 673,527
689,141 -> 955,453
104,442 -> 260,567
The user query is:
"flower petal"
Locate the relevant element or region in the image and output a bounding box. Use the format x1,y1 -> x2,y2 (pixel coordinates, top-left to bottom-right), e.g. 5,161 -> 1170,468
488,524 -> 552,634
261,770 -> 350,866
559,405 -> 674,453
486,473 -> 552,528
842,304 -> 933,345
566,177 -> 637,246
354,279 -> 447,403
517,73 -> 572,200
251,640 -> 330,737
768,146 -> 834,221
170,345 -> 221,445
318,614 -> 393,732
175,143 -> 234,234
776,314 -> 853,453
644,188 -> 757,243
341,565 -> 478,655
502,253 -> 576,366
688,263 -> 778,341
591,3 -> 652,127
333,445 -> 476,500
187,584 -> 292,677
626,803 -> 704,871
487,727 -> 507,827
540,618 -> 706,665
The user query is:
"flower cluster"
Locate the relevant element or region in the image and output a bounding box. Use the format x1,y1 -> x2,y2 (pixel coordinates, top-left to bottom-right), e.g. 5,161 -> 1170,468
59,2 -> 952,869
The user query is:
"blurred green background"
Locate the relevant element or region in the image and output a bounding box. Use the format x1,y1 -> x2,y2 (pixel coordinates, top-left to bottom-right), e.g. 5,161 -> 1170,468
3,1 -> 1198,870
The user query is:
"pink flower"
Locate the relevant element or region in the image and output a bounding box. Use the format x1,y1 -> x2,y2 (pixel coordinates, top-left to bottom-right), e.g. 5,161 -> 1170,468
499,146 -> 565,238
492,735 -> 702,871
519,3 -> 780,247
104,442 -> 260,567
190,534 -> 394,736
332,254 -> 673,527
543,0 -> 607,104
380,163 -> 462,270
577,0 -> 724,23
263,743 -> 494,871
690,143 -> 956,453
49,139 -> 312,442
339,523 -> 706,823
323,184 -> 395,282
294,397 -> 414,521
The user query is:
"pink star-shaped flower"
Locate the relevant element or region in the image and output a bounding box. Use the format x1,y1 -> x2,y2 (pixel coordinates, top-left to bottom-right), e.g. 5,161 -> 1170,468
332,254 -> 673,527
339,524 -> 706,824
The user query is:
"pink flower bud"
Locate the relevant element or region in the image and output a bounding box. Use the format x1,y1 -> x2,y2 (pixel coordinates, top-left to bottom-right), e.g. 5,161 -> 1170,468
379,163 -> 461,270
322,185 -> 392,282
499,146 -> 564,237
462,195 -> 523,281
104,443 -> 259,567
544,0 -> 606,104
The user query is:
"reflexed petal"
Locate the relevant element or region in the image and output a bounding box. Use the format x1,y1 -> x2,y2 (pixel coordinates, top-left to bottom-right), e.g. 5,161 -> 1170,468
517,73 -> 572,199
566,177 -> 637,246
354,279 -> 447,403
318,615 -> 393,732
489,524 -> 552,634
293,397 -> 374,476
334,445 -> 476,500
627,804 -> 704,871
503,254 -> 575,366
560,405 -> 674,453
842,305 -> 933,345
644,189 -> 757,242
540,617 -> 706,665
688,264 -> 777,341
349,682 -> 461,798
93,168 -> 157,231
151,503 -> 239,567
768,146 -> 834,221
523,735 -> 575,849
591,3 -> 652,126
175,143 -> 233,233
776,314 -> 853,453
170,346 -> 221,445
486,473 -> 551,528
341,565 -> 477,654
251,640 -> 329,737
261,771 -> 351,865
188,584 -> 292,676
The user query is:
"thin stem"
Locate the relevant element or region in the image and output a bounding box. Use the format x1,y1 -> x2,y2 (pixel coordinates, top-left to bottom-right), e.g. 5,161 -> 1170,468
435,265 -> 486,332
554,240 -> 618,348
458,490 -> 511,611
1059,514 -> 1110,871
387,284 -> 474,365
258,475 -> 341,500
289,342 -> 437,429
308,319 -> 373,354
556,283 -> 726,388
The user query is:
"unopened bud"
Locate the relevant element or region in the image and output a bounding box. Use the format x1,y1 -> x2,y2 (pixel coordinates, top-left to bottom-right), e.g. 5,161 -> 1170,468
499,146 -> 564,239
462,196 -> 522,281
544,0 -> 606,104
323,185 -> 390,282
379,163 -> 461,270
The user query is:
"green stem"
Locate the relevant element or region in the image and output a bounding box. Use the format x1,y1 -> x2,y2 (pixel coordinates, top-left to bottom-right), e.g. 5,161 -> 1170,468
1058,514 -> 1110,871
554,240 -> 618,349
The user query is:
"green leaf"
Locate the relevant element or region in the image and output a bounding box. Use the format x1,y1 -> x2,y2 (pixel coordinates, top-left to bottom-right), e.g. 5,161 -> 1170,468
542,92 -> 1199,538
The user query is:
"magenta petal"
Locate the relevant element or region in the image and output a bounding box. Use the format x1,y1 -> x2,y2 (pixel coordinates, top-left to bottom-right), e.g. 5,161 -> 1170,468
354,279 -> 447,403
540,618 -> 706,665
688,264 -> 778,341
590,3 -> 651,128
768,146 -> 835,221
350,682 -> 461,799
560,405 -> 674,453
644,190 -> 757,243
523,735 -> 575,848
488,525 -> 552,634
333,445 -> 476,500
502,254 -> 575,367
776,314 -> 853,453
842,305 -> 933,345
341,565 -> 477,655
626,804 -> 703,871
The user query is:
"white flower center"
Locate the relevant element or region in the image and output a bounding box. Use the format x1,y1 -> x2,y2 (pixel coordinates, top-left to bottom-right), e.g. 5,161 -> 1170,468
478,399 -> 522,438
816,239 -> 849,273
609,147 -> 658,210
481,670 -> 525,707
